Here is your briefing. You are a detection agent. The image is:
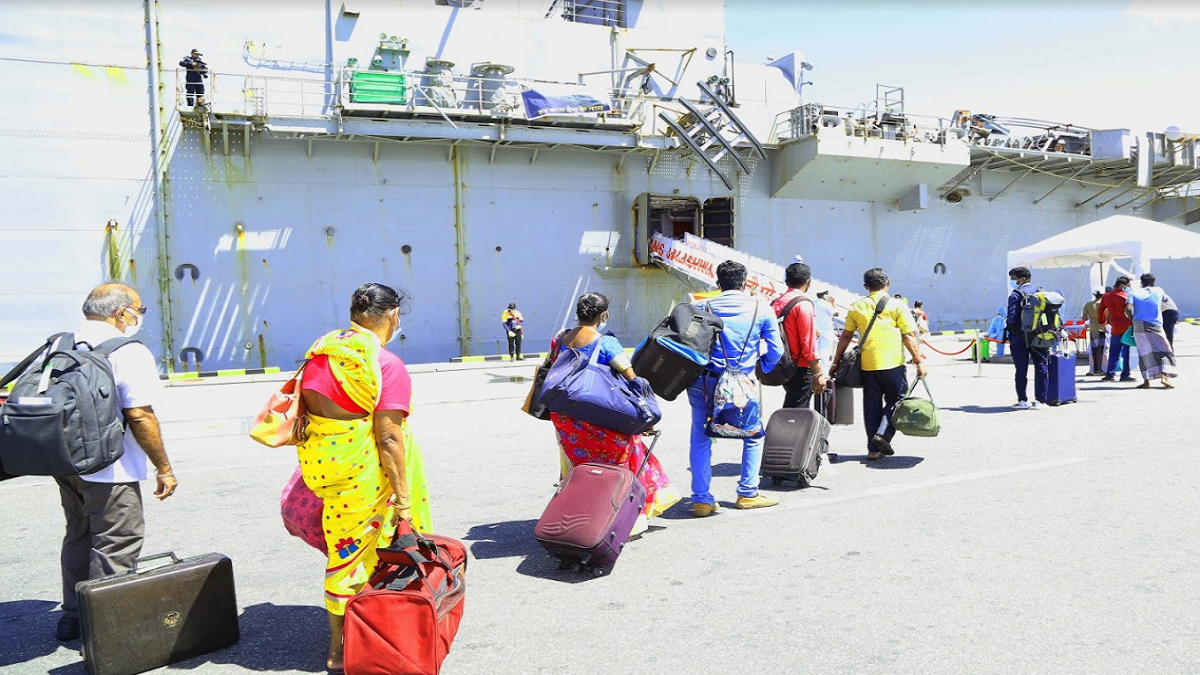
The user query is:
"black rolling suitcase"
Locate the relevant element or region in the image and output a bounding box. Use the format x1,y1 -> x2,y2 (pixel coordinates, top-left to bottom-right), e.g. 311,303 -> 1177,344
761,407 -> 830,487
631,303 -> 723,401
77,552 -> 240,675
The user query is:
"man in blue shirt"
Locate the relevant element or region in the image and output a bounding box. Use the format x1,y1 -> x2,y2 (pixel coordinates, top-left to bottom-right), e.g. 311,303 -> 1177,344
687,261 -> 785,517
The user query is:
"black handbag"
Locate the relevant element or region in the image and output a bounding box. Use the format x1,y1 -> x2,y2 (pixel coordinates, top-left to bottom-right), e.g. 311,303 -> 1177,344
835,295 -> 890,389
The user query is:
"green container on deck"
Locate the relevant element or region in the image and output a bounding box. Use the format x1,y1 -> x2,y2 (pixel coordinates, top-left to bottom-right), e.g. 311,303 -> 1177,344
350,72 -> 407,104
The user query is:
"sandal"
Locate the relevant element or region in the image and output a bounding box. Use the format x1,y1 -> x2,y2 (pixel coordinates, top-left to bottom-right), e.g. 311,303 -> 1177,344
1137,381 -> 1152,389
1162,379 -> 1175,389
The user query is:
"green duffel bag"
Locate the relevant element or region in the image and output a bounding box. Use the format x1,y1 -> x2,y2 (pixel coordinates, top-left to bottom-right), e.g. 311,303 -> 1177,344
893,376 -> 940,437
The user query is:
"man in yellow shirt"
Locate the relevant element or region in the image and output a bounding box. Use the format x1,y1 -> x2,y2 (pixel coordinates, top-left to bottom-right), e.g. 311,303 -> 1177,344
833,268 -> 927,460
501,302 -> 524,360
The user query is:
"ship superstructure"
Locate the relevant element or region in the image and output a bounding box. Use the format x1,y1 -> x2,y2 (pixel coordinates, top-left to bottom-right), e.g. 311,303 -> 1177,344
2,0 -> 1198,371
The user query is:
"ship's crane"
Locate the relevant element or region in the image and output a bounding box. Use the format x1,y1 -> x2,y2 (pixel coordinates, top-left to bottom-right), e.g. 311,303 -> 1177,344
953,110 -> 1093,155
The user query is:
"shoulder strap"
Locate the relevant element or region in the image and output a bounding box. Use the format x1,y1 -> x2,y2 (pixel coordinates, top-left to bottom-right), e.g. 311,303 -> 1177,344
0,333 -> 71,390
859,295 -> 891,345
777,294 -> 810,321
90,337 -> 142,358
734,300 -> 761,363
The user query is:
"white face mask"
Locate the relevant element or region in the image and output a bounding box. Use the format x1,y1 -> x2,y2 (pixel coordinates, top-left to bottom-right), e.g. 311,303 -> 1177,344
122,308 -> 144,337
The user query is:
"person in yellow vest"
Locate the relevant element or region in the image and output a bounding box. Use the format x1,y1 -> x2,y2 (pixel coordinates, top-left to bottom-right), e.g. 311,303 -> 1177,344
501,302 -> 524,360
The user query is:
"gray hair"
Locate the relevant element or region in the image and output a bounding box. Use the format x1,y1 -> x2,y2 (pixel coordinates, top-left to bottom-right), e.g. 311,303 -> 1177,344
82,284 -> 136,319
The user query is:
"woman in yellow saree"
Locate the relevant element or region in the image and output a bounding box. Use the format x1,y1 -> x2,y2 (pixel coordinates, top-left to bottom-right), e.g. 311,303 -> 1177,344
298,282 -> 431,673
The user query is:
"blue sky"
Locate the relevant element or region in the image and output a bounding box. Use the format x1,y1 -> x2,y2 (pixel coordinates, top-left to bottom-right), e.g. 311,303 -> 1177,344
725,0 -> 1200,135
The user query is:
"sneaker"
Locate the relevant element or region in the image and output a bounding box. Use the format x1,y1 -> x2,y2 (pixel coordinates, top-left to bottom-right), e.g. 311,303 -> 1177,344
1013,401 -> 1031,410
1120,376 -> 1136,382
734,494 -> 779,510
56,616 -> 80,641
1100,376 -> 1115,382
692,502 -> 719,518
1030,401 -> 1043,409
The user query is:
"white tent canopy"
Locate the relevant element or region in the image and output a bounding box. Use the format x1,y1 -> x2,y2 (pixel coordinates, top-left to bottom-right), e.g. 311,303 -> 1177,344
1007,215 -> 1200,276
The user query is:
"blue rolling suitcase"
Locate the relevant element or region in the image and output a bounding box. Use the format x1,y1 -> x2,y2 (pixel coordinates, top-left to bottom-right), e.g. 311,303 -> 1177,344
1047,352 -> 1077,405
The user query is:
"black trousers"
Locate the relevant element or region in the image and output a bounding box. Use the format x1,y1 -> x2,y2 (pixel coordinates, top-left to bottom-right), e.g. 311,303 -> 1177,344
1010,331 -> 1049,403
861,365 -> 907,445
185,82 -> 204,106
1163,309 -> 1179,347
782,368 -> 813,409
506,329 -> 522,357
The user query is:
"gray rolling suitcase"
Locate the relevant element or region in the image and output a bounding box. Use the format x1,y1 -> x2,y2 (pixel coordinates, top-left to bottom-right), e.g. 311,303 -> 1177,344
761,407 -> 830,487
77,552 -> 240,675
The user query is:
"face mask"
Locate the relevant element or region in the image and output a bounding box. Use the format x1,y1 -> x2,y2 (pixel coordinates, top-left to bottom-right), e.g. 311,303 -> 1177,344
386,315 -> 402,345
1009,280 -> 1019,290
122,308 -> 144,337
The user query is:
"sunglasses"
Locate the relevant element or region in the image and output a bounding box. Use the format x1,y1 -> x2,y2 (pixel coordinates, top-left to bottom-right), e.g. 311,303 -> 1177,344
125,305 -> 149,316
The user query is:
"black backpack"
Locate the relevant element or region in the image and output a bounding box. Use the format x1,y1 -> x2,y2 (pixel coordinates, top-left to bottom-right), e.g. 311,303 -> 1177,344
756,295 -> 810,387
0,333 -> 139,478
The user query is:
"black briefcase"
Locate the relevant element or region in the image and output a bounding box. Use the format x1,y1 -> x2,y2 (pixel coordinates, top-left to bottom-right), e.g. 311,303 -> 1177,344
77,552 -> 240,675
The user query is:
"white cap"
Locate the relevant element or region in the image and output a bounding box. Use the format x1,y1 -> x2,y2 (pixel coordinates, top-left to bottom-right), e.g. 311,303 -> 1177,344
793,254 -> 804,263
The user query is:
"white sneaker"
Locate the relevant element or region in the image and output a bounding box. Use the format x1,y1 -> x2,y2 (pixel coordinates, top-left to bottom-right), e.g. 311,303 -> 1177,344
1030,401 -> 1043,410
1013,401 -> 1031,410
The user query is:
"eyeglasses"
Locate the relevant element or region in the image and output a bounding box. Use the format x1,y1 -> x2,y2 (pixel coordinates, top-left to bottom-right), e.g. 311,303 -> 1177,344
125,306 -> 149,316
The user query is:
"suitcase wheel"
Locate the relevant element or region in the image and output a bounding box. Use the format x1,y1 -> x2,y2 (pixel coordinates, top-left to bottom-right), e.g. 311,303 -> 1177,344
590,566 -> 605,577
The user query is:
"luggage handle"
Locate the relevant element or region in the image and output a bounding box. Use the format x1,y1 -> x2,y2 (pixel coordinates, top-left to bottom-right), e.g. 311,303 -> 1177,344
633,429 -> 660,478
132,552 -> 181,574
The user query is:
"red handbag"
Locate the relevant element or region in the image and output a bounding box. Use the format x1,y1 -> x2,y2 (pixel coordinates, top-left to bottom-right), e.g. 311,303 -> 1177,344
343,531 -> 468,675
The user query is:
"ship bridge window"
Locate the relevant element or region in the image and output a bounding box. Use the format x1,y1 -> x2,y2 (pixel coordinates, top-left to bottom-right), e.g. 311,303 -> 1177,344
555,0 -> 627,28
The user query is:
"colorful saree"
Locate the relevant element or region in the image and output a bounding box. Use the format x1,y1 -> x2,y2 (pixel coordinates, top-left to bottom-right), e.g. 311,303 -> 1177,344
297,325 -> 432,615
551,414 -> 681,522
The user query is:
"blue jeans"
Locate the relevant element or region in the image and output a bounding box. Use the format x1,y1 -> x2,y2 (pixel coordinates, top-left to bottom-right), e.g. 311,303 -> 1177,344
686,375 -> 763,505
1105,333 -> 1130,379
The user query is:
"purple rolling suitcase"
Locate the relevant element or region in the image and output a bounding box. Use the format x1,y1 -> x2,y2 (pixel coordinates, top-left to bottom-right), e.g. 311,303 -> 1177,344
534,432 -> 658,575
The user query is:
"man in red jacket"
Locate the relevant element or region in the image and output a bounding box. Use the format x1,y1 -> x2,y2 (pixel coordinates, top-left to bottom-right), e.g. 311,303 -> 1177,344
771,262 -> 826,408
1099,276 -> 1134,382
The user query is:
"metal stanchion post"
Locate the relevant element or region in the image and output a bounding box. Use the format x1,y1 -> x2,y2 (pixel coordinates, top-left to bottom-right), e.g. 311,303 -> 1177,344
975,338 -> 983,377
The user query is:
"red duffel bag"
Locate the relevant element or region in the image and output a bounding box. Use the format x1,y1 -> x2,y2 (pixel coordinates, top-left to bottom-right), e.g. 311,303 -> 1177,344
343,528 -> 468,675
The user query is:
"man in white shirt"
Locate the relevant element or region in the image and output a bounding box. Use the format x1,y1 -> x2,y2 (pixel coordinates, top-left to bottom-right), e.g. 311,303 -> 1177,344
53,284 -> 178,641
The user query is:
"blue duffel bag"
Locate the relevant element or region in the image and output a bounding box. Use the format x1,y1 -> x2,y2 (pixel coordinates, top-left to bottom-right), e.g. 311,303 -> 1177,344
537,344 -> 661,435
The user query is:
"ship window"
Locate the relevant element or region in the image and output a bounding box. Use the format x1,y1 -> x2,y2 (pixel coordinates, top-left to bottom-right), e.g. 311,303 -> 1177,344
557,0 -> 627,28
702,197 -> 735,248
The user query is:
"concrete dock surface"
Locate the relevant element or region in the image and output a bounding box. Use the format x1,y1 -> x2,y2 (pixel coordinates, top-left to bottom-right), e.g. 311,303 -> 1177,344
2,329 -> 1198,675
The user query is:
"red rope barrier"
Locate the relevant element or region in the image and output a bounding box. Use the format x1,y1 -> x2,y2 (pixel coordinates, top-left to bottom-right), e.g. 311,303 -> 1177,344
921,338 -> 977,356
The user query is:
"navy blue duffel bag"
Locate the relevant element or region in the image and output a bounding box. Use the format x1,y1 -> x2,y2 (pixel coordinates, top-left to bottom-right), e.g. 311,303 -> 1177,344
537,345 -> 661,435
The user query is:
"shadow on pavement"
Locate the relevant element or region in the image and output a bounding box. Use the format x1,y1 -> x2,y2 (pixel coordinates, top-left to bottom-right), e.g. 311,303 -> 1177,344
485,372 -> 530,384
831,454 -> 924,469
168,603 -> 326,672
464,519 -> 542,560
463,519 -> 596,584
0,599 -> 63,667
941,405 -> 1018,414
711,462 -> 741,477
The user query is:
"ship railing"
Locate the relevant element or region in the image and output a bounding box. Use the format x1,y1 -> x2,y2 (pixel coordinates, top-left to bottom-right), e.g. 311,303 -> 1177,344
174,66 -> 667,130
769,103 -> 963,146
174,68 -> 336,118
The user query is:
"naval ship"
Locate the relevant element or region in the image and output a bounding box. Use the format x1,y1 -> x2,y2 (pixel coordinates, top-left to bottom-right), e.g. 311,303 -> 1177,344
2,0 -> 1198,373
